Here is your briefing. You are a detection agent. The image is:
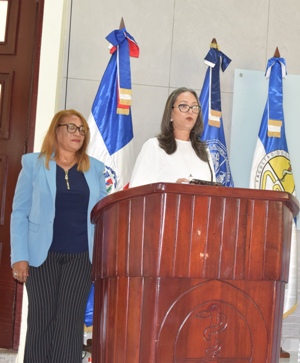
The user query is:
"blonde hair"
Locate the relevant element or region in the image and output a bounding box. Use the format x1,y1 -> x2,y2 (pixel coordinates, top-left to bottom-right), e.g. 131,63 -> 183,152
39,109 -> 91,172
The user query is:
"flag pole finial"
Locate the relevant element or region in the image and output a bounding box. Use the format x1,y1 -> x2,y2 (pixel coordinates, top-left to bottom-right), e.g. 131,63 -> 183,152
273,47 -> 280,58
119,18 -> 125,29
210,38 -> 219,50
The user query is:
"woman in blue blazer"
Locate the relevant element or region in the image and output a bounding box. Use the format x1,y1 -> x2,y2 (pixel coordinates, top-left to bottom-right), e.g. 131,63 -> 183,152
10,109 -> 107,363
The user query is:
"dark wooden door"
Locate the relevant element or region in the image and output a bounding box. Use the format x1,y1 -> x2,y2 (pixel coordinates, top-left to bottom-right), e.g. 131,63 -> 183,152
0,0 -> 44,349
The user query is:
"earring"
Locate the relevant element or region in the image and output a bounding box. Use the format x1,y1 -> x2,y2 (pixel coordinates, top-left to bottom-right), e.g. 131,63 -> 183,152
170,118 -> 173,122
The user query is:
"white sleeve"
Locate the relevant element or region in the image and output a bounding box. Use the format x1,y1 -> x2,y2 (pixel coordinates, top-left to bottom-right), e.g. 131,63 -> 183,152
130,139 -> 158,187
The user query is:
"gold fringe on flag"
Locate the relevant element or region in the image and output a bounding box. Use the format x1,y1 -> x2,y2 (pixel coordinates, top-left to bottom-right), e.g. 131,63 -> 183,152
268,119 -> 282,138
208,109 -> 222,127
117,107 -> 130,115
119,88 -> 132,106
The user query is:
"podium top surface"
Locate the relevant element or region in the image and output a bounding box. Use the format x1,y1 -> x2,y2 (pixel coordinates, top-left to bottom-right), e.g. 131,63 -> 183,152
92,183 -> 299,223
92,182 -> 297,282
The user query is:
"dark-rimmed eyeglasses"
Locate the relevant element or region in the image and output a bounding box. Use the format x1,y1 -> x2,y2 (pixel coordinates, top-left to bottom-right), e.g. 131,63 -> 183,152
172,104 -> 201,114
57,123 -> 87,136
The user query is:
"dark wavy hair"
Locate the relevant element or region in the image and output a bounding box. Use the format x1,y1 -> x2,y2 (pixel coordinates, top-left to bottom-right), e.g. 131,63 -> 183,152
39,109 -> 90,172
157,87 -> 209,162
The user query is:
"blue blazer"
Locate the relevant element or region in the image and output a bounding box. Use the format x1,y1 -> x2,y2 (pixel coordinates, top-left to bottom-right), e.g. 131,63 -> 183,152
10,153 -> 107,267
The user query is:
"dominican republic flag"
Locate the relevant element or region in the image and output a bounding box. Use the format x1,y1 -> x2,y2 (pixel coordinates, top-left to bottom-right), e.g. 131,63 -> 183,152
87,25 -> 139,193
249,54 -> 297,318
199,39 -> 234,187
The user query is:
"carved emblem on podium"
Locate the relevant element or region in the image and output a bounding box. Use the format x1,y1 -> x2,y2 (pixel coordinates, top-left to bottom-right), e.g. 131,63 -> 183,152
197,304 -> 227,359
157,280 -> 268,362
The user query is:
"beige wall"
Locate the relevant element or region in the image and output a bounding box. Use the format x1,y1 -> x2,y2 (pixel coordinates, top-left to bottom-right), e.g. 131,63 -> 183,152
33,0 -> 300,355
59,0 -> 300,160
34,0 -> 69,151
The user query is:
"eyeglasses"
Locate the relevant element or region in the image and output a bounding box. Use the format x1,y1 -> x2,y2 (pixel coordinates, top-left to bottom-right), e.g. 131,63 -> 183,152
57,123 -> 87,136
172,104 -> 201,114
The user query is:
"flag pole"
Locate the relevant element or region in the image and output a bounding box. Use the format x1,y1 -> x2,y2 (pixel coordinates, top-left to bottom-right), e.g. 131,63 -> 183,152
280,107 -> 290,355
273,45 -> 294,361
199,37 -> 234,186
273,46 -> 280,58
210,37 -> 219,50
86,20 -> 139,193
119,17 -> 125,29
249,46 -> 295,360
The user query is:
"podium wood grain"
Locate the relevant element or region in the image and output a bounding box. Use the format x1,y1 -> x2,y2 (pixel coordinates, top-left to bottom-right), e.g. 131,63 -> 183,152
91,183 -> 299,363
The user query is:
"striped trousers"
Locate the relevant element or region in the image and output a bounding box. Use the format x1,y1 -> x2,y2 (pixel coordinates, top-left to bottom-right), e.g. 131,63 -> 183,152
24,251 -> 92,363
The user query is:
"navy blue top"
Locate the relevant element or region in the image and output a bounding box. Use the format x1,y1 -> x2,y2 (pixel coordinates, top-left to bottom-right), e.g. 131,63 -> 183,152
50,164 -> 90,254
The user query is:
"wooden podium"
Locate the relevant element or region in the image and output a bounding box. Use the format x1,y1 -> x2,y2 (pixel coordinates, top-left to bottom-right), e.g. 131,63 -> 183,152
91,183 -> 299,363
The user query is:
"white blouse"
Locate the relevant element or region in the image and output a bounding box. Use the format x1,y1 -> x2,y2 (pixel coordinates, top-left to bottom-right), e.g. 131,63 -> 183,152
130,137 -> 215,187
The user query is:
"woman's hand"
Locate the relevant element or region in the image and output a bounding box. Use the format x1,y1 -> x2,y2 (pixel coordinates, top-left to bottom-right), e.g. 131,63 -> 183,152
176,178 -> 190,184
12,261 -> 29,283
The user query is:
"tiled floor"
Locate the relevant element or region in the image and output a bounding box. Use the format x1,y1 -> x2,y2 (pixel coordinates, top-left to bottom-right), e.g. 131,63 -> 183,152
0,349 -> 17,363
83,351 -> 92,362
280,352 -> 298,362
0,349 -> 92,362
0,349 -> 297,362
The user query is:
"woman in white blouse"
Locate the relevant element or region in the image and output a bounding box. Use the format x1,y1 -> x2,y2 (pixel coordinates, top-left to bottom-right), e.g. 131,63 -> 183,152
130,87 -> 215,187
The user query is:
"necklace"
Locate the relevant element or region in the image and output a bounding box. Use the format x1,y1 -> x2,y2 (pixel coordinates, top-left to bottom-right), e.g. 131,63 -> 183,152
56,155 -> 77,190
65,170 -> 70,190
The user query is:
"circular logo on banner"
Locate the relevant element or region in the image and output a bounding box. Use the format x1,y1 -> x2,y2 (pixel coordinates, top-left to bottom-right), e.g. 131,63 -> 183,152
206,139 -> 232,186
254,150 -> 295,193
